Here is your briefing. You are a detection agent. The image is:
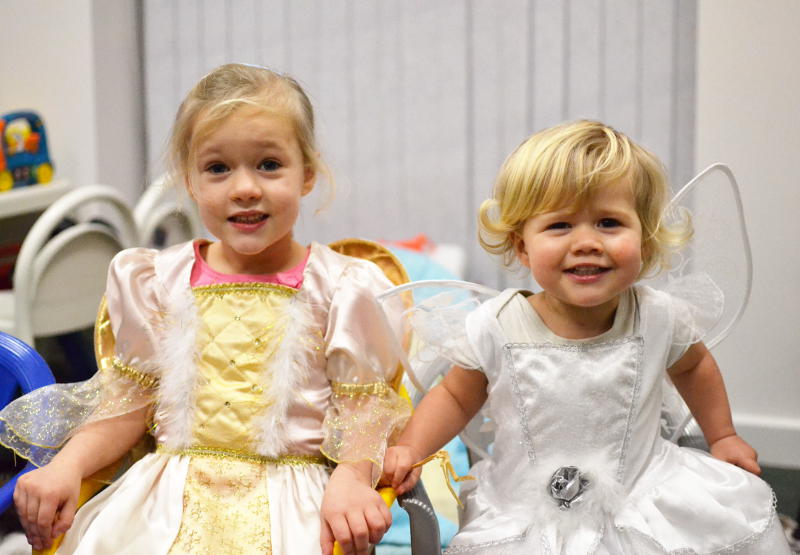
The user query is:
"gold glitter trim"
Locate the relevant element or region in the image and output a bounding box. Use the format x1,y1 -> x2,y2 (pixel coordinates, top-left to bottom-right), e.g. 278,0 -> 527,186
110,358 -> 158,389
157,445 -> 327,466
0,420 -> 60,451
330,381 -> 392,397
192,282 -> 298,297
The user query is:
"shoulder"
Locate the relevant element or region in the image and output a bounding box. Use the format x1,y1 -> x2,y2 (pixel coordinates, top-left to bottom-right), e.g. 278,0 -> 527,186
471,288 -> 524,324
108,246 -> 159,283
109,241 -> 194,274
462,289 -> 518,371
107,241 -> 195,300
633,284 -> 674,315
308,241 -> 394,290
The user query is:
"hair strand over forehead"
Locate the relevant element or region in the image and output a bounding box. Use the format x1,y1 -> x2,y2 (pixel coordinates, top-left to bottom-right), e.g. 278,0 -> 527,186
478,119 -> 691,276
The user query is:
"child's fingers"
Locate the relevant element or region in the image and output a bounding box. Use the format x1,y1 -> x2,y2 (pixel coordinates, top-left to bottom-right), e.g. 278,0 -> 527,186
53,496 -> 77,537
391,459 -> 412,490
384,450 -> 402,485
23,495 -> 41,536
343,511 -> 370,554
320,520 -> 334,555
364,503 -> 392,545
12,485 -> 28,527
20,497 -> 45,550
35,497 -> 59,544
737,457 -> 761,476
328,513 -> 358,555
397,466 -> 423,495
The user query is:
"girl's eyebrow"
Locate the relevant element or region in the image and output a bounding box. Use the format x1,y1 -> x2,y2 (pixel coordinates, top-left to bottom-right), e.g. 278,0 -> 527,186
252,138 -> 287,150
197,138 -> 287,158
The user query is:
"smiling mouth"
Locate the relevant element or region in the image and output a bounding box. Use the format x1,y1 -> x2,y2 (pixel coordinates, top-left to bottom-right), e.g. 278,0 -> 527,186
229,213 -> 268,224
566,266 -> 609,276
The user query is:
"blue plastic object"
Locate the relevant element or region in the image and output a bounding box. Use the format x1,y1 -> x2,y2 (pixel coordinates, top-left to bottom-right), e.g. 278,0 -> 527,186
0,331 -> 56,511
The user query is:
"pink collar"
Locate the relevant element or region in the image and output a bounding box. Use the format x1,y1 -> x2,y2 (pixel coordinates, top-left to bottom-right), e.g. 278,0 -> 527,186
189,240 -> 309,288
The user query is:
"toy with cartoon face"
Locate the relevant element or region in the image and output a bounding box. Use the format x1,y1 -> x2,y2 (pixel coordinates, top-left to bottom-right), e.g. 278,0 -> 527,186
0,111 -> 53,192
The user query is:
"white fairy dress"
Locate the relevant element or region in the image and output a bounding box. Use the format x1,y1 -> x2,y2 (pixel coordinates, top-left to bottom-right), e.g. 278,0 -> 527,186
408,284 -> 790,555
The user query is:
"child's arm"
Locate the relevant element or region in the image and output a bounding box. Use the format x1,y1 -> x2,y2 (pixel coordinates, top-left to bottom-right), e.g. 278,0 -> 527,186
320,460 -> 392,555
14,407 -> 148,551
667,342 -> 760,474
384,365 -> 489,495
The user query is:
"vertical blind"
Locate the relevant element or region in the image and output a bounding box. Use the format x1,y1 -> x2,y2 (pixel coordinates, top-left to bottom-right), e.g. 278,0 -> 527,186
143,0 -> 696,289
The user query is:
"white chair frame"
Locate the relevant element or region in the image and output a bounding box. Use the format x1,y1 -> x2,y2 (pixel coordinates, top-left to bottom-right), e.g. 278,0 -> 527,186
0,184 -> 138,345
134,176 -> 204,248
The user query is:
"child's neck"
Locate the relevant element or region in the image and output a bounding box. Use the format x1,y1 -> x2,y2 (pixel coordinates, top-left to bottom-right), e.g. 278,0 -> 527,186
529,292 -> 620,340
205,238 -> 307,275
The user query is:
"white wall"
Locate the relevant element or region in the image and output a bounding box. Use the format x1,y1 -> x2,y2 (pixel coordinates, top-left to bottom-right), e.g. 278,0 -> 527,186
0,1 -> 143,204
696,0 -> 800,467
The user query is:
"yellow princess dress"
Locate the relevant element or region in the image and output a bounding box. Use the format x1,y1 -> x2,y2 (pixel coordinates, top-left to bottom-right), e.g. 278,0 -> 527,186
0,239 -> 411,554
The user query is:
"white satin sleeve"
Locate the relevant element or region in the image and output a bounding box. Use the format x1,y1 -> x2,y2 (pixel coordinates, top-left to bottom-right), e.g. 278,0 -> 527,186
320,260 -> 411,483
87,247 -> 162,420
0,248 -> 161,466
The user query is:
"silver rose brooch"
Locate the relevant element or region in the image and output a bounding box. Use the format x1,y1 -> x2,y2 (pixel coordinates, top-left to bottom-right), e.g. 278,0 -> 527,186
548,466 -> 590,510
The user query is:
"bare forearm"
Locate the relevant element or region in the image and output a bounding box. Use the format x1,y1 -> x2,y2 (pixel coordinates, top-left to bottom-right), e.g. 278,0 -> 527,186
396,368 -> 487,458
669,343 -> 736,446
49,407 -> 148,477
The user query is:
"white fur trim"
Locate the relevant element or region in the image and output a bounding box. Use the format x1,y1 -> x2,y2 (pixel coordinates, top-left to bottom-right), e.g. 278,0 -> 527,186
254,294 -> 319,457
526,453 -> 624,535
154,287 -> 200,449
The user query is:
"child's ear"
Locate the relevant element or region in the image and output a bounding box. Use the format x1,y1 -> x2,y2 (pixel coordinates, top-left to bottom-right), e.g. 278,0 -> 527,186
301,166 -> 315,196
513,232 -> 530,267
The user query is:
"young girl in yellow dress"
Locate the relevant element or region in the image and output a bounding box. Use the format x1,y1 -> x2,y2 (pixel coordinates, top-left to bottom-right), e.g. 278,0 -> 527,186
2,63 -> 410,555
384,120 -> 790,554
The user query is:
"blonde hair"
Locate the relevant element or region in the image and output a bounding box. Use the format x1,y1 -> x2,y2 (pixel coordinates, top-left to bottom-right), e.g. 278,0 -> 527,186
166,63 -> 333,202
478,119 -> 691,277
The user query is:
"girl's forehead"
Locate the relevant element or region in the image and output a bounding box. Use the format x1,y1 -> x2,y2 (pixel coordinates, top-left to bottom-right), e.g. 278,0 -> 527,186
535,179 -> 636,214
193,108 -> 297,151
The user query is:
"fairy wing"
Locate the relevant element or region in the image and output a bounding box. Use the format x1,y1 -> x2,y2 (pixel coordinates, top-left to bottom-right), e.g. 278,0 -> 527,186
377,279 -> 499,460
645,163 -> 753,443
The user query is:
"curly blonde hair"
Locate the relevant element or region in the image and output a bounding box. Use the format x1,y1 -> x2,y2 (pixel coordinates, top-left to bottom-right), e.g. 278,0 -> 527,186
478,120 -> 691,277
166,63 -> 332,199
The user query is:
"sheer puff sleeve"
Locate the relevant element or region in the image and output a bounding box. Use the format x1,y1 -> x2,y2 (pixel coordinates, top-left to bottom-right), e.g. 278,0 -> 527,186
0,248 -> 161,467
320,259 -> 411,485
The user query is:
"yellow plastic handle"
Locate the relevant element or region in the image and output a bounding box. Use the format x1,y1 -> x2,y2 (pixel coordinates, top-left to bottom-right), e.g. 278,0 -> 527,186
332,486 -> 397,555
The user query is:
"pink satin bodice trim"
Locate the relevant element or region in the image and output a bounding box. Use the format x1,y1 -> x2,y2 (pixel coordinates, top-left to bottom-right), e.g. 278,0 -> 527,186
189,240 -> 309,288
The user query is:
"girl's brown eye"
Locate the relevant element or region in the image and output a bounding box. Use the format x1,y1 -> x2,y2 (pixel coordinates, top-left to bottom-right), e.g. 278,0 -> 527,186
598,218 -> 620,228
206,163 -> 228,174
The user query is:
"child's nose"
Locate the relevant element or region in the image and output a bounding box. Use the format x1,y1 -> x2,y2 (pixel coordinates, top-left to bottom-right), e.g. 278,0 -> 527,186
231,170 -> 261,200
572,226 -> 603,254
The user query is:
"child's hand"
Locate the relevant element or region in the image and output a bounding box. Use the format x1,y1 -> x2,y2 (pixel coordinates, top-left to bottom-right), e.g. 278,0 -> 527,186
709,434 -> 761,475
14,461 -> 82,550
320,461 -> 392,555
382,445 -> 423,496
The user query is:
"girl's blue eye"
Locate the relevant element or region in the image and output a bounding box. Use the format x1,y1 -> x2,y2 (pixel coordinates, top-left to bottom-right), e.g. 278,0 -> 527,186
206,163 -> 228,174
259,159 -> 281,171
598,218 -> 620,228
